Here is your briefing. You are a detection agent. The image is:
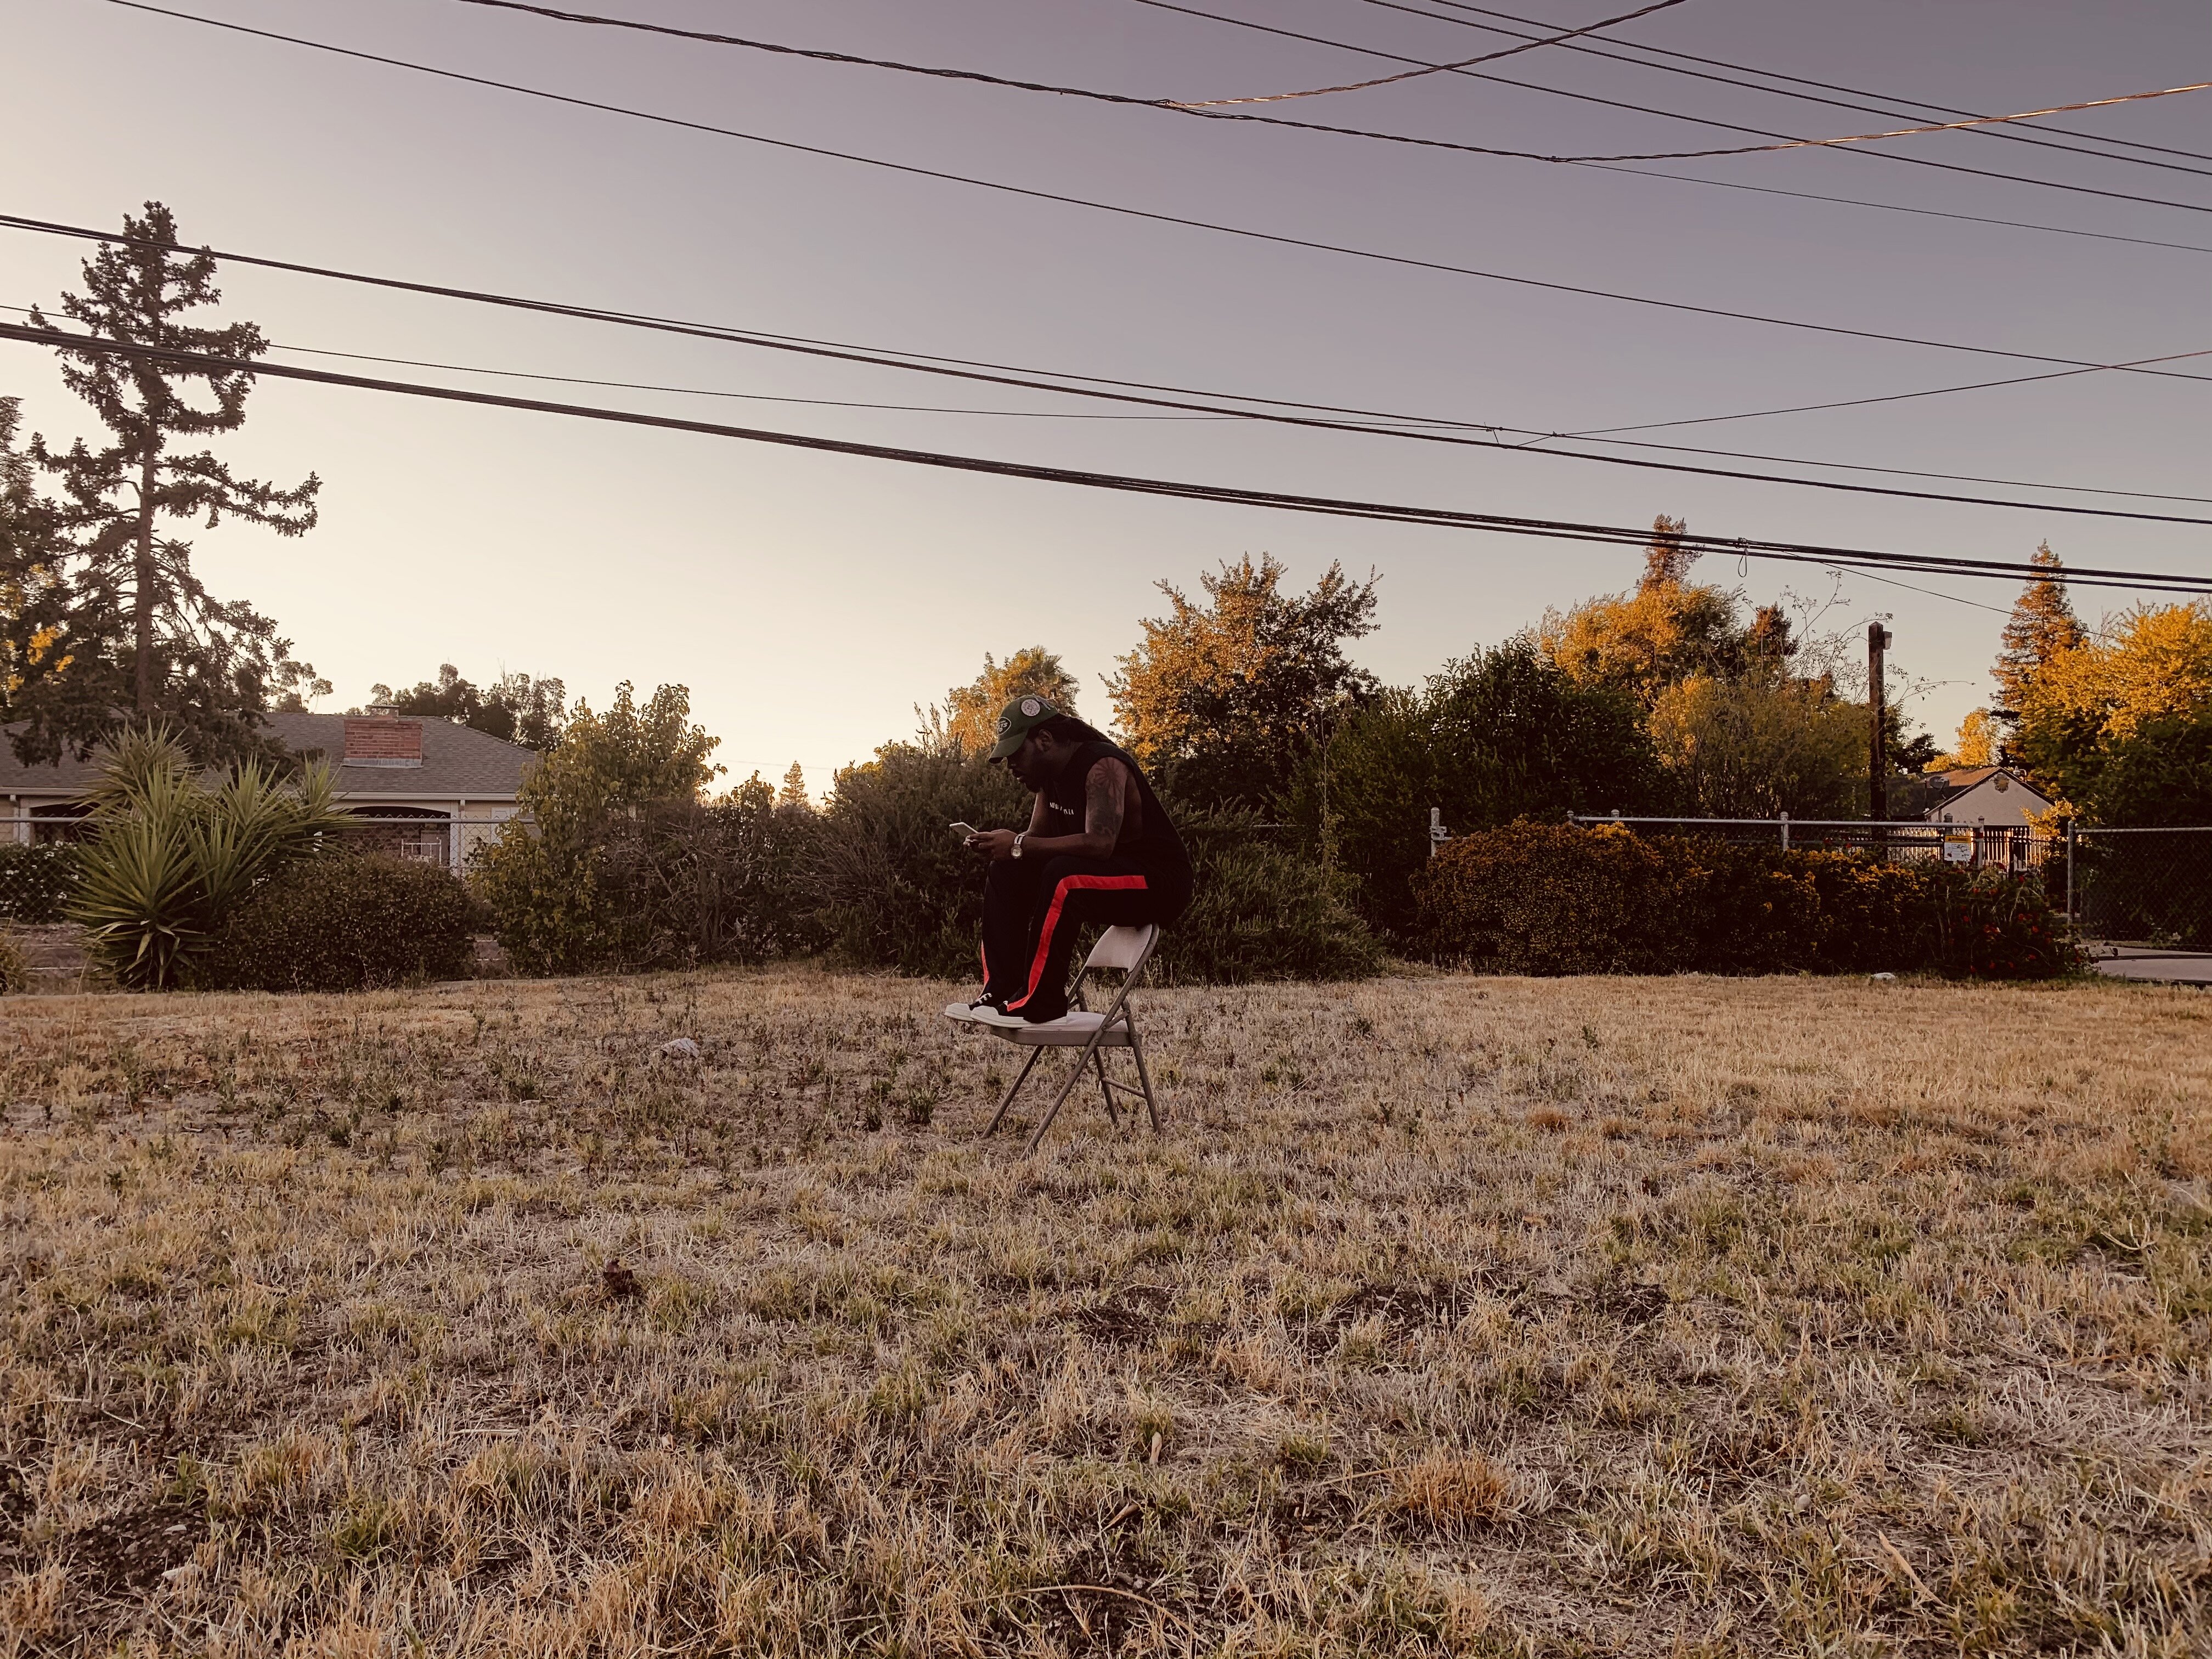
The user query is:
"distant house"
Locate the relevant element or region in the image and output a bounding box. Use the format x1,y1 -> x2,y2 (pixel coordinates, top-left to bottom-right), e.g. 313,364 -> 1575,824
1,708 -> 535,869
1921,765 -> 2053,829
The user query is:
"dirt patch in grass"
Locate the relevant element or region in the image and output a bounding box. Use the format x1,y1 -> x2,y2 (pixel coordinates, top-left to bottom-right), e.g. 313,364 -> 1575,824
1,966 -> 2207,1655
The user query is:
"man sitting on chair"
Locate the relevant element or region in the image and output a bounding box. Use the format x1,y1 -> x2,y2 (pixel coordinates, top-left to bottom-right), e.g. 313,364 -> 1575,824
956,696 -> 1193,1025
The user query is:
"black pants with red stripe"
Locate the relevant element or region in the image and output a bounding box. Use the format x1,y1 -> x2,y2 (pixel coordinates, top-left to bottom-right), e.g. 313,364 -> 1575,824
980,854 -> 1187,1022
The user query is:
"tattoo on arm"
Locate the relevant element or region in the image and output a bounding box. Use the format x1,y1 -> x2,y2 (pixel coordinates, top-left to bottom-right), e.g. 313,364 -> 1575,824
1085,762 -> 1126,849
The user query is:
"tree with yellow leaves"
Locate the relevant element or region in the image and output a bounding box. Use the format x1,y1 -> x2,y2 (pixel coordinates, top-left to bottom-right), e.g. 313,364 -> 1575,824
1540,515 -> 1879,815
924,646 -> 1080,756
1109,555 -> 1379,810
2016,600 -> 2212,823
1926,709 -> 1997,772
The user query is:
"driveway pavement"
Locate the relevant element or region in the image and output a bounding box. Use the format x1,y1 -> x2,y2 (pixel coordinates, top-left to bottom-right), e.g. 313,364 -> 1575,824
2089,945 -> 2212,985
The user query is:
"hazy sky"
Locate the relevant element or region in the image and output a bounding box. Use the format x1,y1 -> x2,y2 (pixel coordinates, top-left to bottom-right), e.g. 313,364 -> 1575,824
3,0 -> 2206,791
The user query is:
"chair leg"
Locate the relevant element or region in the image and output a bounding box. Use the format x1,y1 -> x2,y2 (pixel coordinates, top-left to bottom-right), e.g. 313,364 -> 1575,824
983,1046 -> 1045,1137
1126,1021 -> 1163,1132
1024,1026 -> 1111,1155
1092,1049 -> 1121,1128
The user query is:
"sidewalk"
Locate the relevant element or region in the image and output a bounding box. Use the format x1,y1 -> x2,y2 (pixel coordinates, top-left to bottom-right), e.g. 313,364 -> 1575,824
2089,944 -> 2212,986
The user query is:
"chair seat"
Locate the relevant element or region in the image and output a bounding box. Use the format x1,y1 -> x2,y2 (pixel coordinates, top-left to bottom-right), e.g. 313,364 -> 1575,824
990,1011 -> 1135,1047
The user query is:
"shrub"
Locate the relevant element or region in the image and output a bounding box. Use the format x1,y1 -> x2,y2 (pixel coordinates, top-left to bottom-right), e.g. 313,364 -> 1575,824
1158,811 -> 1382,984
812,754 -> 1383,984
199,854 -> 478,992
0,842 -> 82,922
472,682 -> 721,974
1415,821 -> 2076,979
589,784 -> 827,970
70,725 -> 345,988
813,742 -> 1030,978
1290,641 -> 1661,939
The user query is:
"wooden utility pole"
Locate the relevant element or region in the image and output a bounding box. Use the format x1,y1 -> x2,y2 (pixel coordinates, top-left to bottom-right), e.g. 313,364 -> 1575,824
1868,621 -> 1892,828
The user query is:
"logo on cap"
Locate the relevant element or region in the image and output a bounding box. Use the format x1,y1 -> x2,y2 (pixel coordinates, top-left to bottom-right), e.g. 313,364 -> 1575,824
1020,698 -> 1042,717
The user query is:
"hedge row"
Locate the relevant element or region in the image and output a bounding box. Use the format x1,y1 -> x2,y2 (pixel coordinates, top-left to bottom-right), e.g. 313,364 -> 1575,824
197,855 -> 479,992
1414,822 -> 2076,979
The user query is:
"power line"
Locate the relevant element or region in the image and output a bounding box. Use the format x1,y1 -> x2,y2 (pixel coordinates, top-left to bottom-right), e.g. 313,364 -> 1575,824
439,0 -> 2212,219
1170,0 -> 1691,104
1552,80 -> 2212,165
12,300 -> 2194,506
1567,163 -> 2209,256
1562,347 -> 2212,435
1401,0 -> 2212,167
448,0 -> 2207,255
8,321 -> 2207,594
1547,431 -> 2211,506
1362,0 -> 2212,179
8,219 -> 2207,522
1129,0 -> 2212,212
93,5 -> 2212,385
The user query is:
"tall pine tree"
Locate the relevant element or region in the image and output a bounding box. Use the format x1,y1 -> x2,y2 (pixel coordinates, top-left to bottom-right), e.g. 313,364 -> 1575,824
12,201 -> 326,763
1991,542 -> 2084,731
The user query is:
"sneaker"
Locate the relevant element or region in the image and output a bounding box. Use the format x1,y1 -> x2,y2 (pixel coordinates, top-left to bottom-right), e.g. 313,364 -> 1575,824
944,993 -> 1005,1024
969,1004 -> 1028,1029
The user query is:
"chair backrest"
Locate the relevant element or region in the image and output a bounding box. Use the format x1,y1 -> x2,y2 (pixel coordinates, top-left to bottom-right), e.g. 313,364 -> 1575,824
1084,923 -> 1158,975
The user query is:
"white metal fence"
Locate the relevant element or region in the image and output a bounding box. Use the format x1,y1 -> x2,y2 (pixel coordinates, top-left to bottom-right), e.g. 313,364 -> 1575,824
1,810 -> 524,872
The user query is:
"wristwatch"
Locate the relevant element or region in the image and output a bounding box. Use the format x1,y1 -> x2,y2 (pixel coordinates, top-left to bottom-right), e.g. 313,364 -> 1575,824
1012,832 -> 1026,859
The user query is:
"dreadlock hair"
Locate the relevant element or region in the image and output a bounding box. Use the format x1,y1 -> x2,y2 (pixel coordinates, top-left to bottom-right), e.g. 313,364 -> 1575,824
1037,714 -> 1108,746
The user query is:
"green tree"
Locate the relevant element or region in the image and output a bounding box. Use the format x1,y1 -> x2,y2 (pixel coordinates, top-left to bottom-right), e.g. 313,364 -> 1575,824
1109,554 -> 1379,810
1,397 -> 71,725
14,202 -> 326,764
1647,673 -> 1868,817
777,761 -> 813,810
1298,638 -> 1660,936
924,646 -> 1080,754
366,663 -> 566,749
2087,711 -> 2212,827
472,683 -> 721,972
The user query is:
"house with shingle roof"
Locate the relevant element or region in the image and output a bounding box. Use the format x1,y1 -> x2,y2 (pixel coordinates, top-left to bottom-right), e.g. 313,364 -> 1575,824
1921,765 -> 2053,828
1,708 -> 535,868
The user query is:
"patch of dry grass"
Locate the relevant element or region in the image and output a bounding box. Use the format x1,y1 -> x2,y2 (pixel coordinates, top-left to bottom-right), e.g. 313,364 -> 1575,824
1,967 -> 2207,1656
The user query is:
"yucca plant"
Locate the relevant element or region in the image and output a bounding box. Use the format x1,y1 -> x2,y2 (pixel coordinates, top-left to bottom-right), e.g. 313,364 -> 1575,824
71,724 -> 345,989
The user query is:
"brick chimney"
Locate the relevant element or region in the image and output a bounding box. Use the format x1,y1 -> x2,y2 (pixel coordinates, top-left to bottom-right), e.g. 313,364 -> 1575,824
343,710 -> 424,768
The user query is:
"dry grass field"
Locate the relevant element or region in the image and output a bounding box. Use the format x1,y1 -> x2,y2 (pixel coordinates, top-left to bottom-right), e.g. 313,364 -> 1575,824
2,967 -> 2208,1657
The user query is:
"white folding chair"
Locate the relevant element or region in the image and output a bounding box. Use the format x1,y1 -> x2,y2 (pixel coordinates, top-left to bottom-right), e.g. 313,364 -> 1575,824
980,923 -> 1164,1154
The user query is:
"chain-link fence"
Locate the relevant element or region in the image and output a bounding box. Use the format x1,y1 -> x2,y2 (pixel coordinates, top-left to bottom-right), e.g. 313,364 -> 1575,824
1563,813 -> 2062,872
1551,813 -> 2212,949
2073,827 -> 2212,950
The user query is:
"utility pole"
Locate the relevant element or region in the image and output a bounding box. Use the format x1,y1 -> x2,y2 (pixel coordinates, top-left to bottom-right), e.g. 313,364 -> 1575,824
1868,621 -> 1892,842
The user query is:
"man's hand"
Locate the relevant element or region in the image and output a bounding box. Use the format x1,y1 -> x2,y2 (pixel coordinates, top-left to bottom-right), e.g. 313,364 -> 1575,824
966,828 -> 1019,861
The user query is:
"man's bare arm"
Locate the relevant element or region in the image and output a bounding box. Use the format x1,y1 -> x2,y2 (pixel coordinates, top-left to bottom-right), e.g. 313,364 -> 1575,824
1084,758 -> 1127,852
989,759 -> 1130,861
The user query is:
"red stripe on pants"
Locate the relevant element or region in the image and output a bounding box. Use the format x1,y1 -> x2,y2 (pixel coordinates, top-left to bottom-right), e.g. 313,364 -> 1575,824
1006,873 -> 1149,1010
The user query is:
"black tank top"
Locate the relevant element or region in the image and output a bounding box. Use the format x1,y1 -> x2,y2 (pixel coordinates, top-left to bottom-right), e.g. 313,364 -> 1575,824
1041,740 -> 1193,889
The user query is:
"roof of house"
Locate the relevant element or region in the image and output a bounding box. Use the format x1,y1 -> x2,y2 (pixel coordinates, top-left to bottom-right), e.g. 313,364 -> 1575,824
1933,766 -> 2006,791
1920,765 -> 2052,815
0,714 -> 536,800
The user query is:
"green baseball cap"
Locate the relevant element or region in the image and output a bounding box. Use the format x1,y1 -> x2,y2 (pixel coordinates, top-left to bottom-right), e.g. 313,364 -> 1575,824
984,694 -> 1061,761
